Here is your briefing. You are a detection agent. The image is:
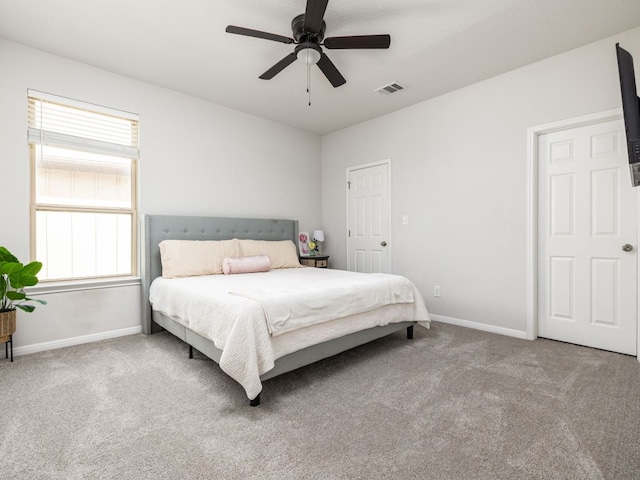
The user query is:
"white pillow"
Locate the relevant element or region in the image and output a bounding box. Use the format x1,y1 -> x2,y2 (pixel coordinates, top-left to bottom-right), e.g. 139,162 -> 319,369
159,239 -> 240,278
238,239 -> 301,269
222,255 -> 271,275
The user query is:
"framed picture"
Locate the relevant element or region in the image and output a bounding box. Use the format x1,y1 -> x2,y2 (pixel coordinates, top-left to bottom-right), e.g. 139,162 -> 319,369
298,232 -> 310,256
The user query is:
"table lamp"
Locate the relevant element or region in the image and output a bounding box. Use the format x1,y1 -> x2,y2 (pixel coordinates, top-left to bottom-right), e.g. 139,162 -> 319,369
312,230 -> 325,255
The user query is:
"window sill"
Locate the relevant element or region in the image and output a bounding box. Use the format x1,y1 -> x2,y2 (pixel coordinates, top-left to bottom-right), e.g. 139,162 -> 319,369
26,276 -> 141,296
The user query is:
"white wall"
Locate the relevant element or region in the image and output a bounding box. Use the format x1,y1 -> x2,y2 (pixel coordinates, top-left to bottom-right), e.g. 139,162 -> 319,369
321,27 -> 640,336
0,39 -> 321,352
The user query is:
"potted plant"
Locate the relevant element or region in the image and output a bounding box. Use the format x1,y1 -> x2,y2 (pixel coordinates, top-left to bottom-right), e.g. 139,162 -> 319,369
0,246 -> 47,350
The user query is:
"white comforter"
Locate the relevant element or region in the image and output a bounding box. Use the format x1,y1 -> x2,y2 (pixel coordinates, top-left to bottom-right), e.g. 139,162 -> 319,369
149,268 -> 430,400
229,268 -> 416,336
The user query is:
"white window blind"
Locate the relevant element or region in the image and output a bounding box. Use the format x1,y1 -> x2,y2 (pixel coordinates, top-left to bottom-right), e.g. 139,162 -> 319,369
28,91 -> 139,281
28,91 -> 139,158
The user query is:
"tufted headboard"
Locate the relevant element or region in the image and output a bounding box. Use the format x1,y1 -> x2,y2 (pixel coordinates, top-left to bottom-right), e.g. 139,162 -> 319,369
140,214 -> 299,334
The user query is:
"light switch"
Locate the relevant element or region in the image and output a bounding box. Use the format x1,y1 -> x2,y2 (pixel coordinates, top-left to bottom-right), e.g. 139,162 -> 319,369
402,215 -> 409,225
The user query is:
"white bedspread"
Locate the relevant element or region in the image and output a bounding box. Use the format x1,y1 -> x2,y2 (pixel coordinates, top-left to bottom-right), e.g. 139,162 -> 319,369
229,268 -> 415,336
149,268 -> 430,400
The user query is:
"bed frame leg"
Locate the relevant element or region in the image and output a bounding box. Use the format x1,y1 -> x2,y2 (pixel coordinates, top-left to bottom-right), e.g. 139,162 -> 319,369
188,345 -> 193,359
249,393 -> 261,407
407,325 -> 414,339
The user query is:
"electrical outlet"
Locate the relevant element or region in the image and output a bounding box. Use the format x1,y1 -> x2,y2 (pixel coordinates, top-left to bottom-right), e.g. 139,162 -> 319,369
434,285 -> 441,297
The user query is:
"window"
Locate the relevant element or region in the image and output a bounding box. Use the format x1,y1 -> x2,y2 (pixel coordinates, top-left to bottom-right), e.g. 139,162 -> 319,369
28,91 -> 139,281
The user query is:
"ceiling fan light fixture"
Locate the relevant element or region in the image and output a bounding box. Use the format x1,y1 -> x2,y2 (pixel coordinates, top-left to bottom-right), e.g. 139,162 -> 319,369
296,46 -> 321,65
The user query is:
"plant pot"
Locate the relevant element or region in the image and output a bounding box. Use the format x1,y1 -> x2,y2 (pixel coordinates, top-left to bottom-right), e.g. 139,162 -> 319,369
0,309 -> 16,344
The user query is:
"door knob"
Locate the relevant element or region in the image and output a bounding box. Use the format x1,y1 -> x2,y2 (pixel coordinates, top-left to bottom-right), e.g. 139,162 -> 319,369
622,244 -> 634,252
381,241 -> 387,247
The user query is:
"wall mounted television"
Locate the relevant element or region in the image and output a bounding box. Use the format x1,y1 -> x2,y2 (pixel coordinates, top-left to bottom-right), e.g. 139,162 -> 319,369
616,43 -> 640,187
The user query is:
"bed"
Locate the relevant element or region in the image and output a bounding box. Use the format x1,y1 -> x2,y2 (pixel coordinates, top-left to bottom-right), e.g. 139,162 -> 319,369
141,214 -> 430,406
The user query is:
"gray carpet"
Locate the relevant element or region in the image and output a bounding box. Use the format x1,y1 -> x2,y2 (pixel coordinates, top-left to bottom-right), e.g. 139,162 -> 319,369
1,322 -> 639,480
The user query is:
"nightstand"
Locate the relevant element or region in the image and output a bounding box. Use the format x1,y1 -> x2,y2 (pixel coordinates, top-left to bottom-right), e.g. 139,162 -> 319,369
299,255 -> 329,268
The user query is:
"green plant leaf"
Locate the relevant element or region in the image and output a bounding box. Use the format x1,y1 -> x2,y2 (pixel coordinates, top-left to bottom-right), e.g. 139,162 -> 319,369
7,274 -> 24,289
16,304 -> 35,313
13,273 -> 39,287
0,247 -> 19,264
0,262 -> 23,276
6,291 -> 26,300
24,297 -> 47,305
21,261 -> 43,276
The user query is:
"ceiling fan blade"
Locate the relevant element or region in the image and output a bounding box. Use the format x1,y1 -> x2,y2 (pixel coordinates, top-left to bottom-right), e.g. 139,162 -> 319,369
317,53 -> 346,88
259,53 -> 298,80
304,0 -> 329,35
226,25 -> 294,44
324,34 -> 391,49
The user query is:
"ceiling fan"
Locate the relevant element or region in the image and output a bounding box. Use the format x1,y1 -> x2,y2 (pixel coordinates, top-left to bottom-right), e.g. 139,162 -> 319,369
225,0 -> 391,88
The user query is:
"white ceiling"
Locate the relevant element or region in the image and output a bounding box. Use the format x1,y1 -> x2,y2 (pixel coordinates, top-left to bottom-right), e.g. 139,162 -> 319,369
1,0 -> 639,134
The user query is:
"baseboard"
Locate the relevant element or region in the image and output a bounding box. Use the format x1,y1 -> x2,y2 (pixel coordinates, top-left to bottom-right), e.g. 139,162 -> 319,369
13,325 -> 142,357
430,314 -> 528,340
11,317 -> 526,356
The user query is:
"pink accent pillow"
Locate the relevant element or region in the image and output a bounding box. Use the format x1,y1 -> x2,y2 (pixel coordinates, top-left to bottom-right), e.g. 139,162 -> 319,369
222,255 -> 271,275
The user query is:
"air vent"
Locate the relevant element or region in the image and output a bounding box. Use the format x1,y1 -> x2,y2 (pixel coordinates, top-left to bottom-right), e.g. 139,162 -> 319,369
375,82 -> 407,95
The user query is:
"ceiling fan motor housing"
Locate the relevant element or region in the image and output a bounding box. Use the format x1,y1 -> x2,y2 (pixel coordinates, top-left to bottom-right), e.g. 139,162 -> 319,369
291,13 -> 326,43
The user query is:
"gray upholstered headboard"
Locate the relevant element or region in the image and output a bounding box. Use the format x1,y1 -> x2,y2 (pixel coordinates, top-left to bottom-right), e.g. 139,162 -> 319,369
140,214 -> 299,334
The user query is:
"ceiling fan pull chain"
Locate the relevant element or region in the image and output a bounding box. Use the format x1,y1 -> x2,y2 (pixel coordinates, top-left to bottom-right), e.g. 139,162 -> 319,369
307,58 -> 312,106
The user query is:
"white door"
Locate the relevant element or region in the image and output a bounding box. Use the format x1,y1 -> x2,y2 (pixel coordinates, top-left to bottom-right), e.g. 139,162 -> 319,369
538,118 -> 637,355
347,161 -> 391,273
